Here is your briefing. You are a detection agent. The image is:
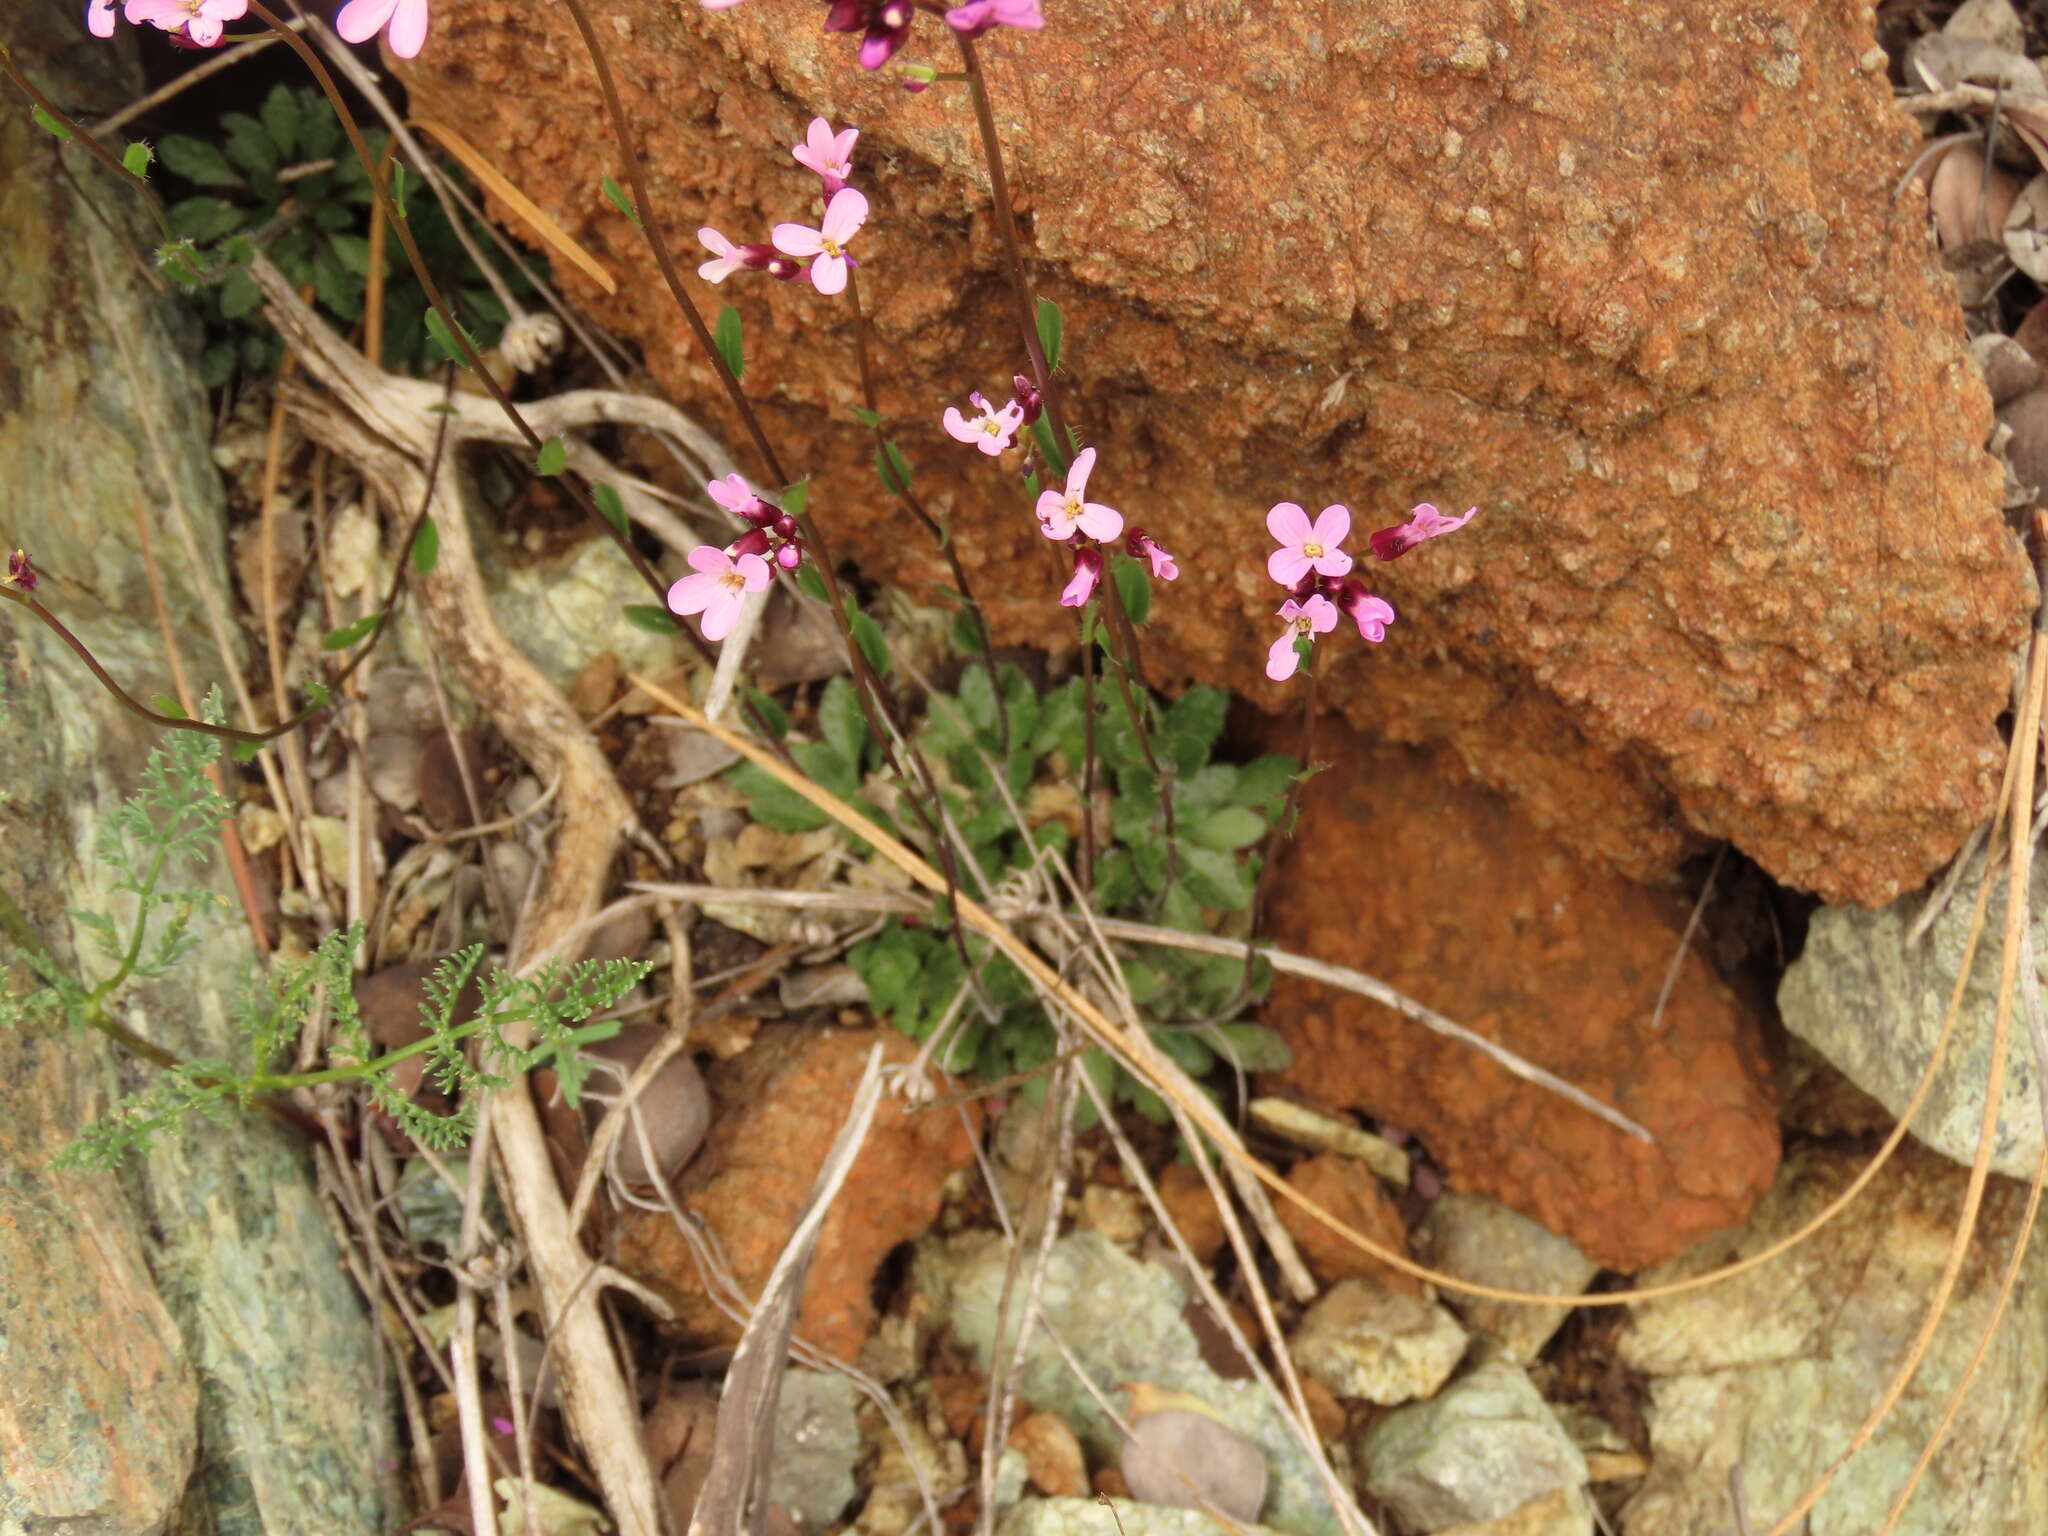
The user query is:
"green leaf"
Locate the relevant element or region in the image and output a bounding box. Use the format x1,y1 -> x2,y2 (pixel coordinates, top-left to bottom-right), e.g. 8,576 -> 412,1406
602,174 -> 641,226
845,601 -> 890,677
217,267 -> 263,321
780,479 -> 810,519
593,483 -> 629,539
624,605 -> 681,635
727,760 -> 829,832
390,161 -> 409,217
151,694 -> 186,719
260,83 -> 302,160
159,134 -> 238,187
1028,415 -> 1067,476
1112,552 -> 1152,625
305,680 -> 335,709
818,676 -> 867,766
232,738 -> 265,763
851,406 -> 884,427
873,441 -> 913,497
1153,1028 -> 1215,1077
121,141 -> 153,178
536,436 -> 568,476
424,309 -> 478,367
169,196 -> 244,242
1176,843 -> 1254,910
743,687 -> 790,740
1035,296 -> 1063,373
1163,686 -> 1228,775
1207,1022 -> 1293,1073
1231,753 -> 1298,810
790,740 -> 860,799
409,517 -> 440,575
322,613 -> 382,651
958,664 -> 998,736
220,112 -> 279,178
795,565 -> 828,603
949,606 -> 984,658
1189,805 -> 1265,852
31,105 -> 72,142
714,304 -> 745,381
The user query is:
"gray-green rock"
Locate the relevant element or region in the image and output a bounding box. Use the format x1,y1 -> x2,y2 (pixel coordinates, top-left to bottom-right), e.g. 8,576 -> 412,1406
1290,1280 -> 1469,1405
1415,1194 -> 1598,1363
917,1231 -> 1338,1536
1,4 -> 396,1530
1778,847 -> 2044,1178
1359,1359 -> 1588,1531
1618,1143 -> 2048,1536
769,1369 -> 861,1534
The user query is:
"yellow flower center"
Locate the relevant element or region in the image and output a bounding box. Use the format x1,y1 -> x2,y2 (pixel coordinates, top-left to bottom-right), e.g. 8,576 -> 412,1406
719,570 -> 749,594
1301,541 -> 1323,558
981,418 -> 1004,436
820,237 -> 843,258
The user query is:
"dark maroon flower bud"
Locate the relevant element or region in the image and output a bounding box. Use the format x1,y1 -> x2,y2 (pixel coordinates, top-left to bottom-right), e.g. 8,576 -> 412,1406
771,514 -> 800,540
824,0 -> 915,69
5,548 -> 36,593
766,254 -> 804,282
1011,373 -> 1043,425
728,527 -> 772,559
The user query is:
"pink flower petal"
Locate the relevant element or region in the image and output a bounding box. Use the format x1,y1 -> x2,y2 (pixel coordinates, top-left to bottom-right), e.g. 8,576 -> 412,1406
1303,594 -> 1339,634
733,552 -> 772,591
1310,546 -> 1354,578
700,590 -> 744,641
772,222 -> 825,258
1267,547 -> 1312,587
385,0 -> 429,57
809,252 -> 848,295
1266,629 -> 1302,682
334,0 -> 398,43
1266,501 -> 1312,545
1309,503 -> 1351,550
667,571 -> 721,615
1066,446 -> 1096,501
1077,502 -> 1123,542
821,187 -> 868,244
942,407 -> 979,445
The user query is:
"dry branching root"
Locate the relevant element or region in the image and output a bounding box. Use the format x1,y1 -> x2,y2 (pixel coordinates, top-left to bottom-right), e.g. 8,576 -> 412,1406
246,158 -> 2048,1531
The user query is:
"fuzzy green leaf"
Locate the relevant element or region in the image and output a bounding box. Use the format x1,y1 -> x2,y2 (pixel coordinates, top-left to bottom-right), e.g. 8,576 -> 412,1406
409,517 -> 440,575
1035,296 -> 1064,373
593,483 -> 630,539
623,604 -> 681,635
714,304 -> 745,381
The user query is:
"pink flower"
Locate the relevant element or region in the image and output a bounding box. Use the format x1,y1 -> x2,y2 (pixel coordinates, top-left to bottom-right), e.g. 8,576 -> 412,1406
334,0 -> 429,57
668,544 -> 771,642
772,187 -> 867,297
706,472 -> 771,523
1124,527 -> 1179,582
1330,578 -> 1395,641
1060,548 -> 1104,608
1265,502 -> 1353,587
945,0 -> 1043,36
1266,595 -> 1338,682
123,0 -> 246,46
943,392 -> 1025,456
1035,447 -> 1123,542
697,228 -> 748,284
87,0 -> 118,37
701,0 -> 748,8
1369,503 -> 1476,561
793,117 -> 859,196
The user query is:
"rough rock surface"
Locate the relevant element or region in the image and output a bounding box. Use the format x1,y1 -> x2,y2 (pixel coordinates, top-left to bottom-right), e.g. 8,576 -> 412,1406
1360,1358 -> 1590,1531
1619,1142 -> 2048,1536
1416,1193 -> 1600,1362
1290,1280 -> 1471,1406
919,1231 -> 1337,1536
613,1026 -> 976,1359
2,6 -> 397,1530
402,0 -> 2029,905
1779,845 -> 2045,1179
1261,731 -> 1778,1271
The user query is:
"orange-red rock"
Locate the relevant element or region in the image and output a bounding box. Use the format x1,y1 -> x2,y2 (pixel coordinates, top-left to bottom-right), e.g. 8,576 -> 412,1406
1276,1154 -> 1423,1298
612,1026 -> 975,1359
403,0 -> 2028,906
1262,730 -> 1778,1272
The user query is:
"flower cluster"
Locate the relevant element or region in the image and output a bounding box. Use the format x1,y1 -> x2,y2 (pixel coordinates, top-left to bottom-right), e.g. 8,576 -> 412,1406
699,119 -> 868,297
701,0 -> 1043,72
4,549 -> 36,594
1260,501 -> 1472,681
667,474 -> 805,641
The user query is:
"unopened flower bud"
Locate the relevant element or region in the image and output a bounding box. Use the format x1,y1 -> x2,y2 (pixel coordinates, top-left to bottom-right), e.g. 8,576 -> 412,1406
772,513 -> 800,540
1011,374 -> 1043,425
775,540 -> 805,570
897,61 -> 939,92
5,548 -> 36,593
728,527 -> 772,559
